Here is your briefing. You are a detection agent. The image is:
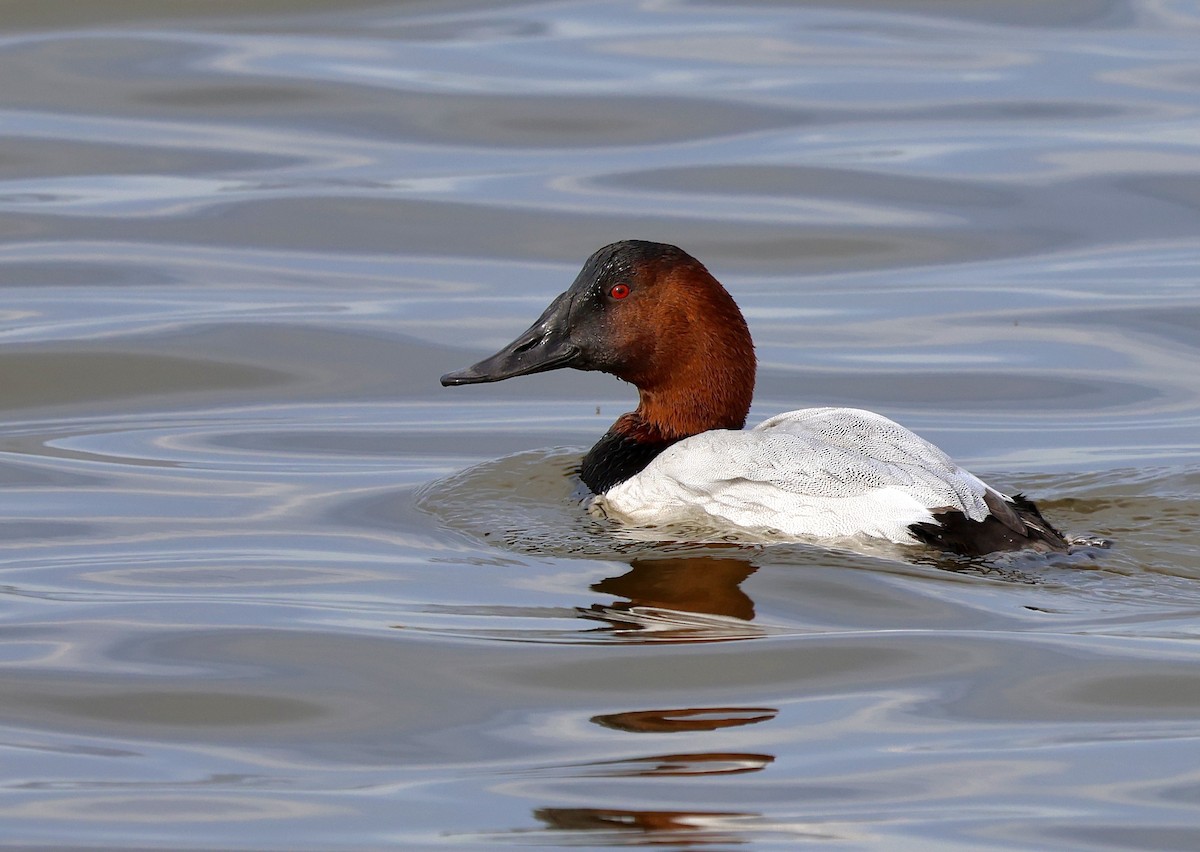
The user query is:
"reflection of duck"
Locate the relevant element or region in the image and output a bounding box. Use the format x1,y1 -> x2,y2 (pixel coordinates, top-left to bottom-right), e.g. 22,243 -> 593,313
580,555 -> 760,640
592,706 -> 778,734
533,806 -> 759,843
594,556 -> 757,621
442,241 -> 1068,556
572,752 -> 773,777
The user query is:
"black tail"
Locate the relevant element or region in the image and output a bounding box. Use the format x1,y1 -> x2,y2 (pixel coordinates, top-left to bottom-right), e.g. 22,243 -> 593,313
909,493 -> 1069,557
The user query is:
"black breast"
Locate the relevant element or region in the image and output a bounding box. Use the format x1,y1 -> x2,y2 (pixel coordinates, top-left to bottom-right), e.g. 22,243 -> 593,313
579,429 -> 677,494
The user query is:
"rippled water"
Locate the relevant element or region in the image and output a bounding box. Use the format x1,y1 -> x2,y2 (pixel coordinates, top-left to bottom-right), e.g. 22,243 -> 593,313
3,0 -> 1200,848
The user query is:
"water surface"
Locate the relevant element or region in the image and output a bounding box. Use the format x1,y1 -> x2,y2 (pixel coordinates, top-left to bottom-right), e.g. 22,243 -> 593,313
2,0 -> 1200,848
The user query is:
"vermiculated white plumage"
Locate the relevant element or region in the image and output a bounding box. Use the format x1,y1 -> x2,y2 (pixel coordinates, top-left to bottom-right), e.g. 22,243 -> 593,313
597,407 -> 1005,543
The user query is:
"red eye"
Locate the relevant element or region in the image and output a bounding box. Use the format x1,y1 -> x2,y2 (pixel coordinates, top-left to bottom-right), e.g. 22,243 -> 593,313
610,283 -> 630,300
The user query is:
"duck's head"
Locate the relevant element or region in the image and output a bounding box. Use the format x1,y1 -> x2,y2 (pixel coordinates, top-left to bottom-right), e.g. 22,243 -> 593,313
441,241 -> 756,439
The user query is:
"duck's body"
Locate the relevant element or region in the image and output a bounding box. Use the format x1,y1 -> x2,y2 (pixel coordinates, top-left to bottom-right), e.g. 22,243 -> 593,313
442,241 -> 1068,556
594,407 -> 1063,554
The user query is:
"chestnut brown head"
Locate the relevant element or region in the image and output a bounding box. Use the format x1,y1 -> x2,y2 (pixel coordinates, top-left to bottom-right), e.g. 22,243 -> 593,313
441,241 -> 756,439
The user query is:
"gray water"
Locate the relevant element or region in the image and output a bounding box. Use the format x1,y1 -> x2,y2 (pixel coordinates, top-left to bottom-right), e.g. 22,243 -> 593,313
2,1 -> 1200,849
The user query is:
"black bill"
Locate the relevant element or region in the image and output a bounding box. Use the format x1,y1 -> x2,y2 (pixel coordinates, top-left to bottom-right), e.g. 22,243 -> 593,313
440,291 -> 582,386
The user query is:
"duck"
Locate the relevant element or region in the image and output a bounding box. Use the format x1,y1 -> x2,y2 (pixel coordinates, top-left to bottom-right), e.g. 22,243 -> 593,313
441,240 -> 1068,556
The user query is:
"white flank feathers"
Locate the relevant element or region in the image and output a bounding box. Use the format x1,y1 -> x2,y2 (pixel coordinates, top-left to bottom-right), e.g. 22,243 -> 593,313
598,407 -> 1003,544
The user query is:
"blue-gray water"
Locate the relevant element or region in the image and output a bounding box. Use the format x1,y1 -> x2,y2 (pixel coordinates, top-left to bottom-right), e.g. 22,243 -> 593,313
2,1 -> 1200,849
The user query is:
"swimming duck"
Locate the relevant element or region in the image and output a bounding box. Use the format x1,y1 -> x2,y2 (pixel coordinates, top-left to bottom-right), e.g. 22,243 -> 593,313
441,240 -> 1067,556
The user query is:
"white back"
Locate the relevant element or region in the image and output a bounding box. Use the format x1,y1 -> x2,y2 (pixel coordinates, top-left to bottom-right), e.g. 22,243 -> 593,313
600,407 -> 999,543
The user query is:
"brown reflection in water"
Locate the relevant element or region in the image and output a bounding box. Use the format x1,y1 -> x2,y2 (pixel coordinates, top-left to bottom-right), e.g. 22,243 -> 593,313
582,556 -> 759,639
592,706 -> 778,734
586,708 -> 777,777
575,751 -> 774,777
532,807 -> 758,845
528,707 -> 780,840
594,557 -> 757,620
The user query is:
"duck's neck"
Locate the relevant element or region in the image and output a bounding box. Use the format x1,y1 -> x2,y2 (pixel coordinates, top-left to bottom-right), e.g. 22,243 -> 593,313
579,413 -> 678,495
580,286 -> 756,493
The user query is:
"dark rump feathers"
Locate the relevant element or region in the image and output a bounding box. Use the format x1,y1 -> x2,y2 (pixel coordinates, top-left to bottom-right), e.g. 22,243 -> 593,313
908,493 -> 1069,556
